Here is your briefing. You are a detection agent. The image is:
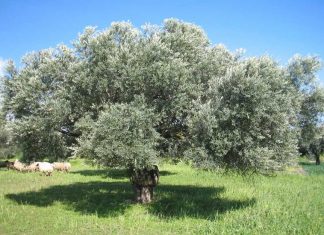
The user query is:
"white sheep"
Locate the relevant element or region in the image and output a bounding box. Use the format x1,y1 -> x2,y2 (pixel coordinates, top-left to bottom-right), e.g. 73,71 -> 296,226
25,162 -> 40,172
52,162 -> 71,172
36,162 -> 54,176
13,159 -> 26,172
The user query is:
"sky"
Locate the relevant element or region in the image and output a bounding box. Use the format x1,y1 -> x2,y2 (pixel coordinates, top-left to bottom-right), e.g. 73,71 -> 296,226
0,0 -> 324,85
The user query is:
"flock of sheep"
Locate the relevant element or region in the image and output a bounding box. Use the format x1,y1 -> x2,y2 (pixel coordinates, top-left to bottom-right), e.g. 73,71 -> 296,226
0,160 -> 71,176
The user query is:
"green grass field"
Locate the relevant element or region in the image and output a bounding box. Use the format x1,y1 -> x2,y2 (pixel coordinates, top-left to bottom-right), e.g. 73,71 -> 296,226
0,158 -> 323,235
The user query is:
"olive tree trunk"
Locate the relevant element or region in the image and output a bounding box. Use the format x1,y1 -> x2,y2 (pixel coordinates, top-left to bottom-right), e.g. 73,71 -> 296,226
130,165 -> 159,203
315,155 -> 320,165
133,185 -> 154,203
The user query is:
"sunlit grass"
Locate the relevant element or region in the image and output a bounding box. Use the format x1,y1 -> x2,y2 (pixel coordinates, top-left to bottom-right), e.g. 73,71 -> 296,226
0,158 -> 323,234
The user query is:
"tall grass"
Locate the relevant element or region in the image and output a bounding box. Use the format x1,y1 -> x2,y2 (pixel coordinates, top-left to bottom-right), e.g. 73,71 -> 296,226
0,158 -> 323,234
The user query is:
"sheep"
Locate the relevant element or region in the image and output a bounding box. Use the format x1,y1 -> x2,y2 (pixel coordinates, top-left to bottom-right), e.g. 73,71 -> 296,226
0,160 -> 15,170
6,161 -> 15,170
25,162 -> 40,172
13,159 -> 26,172
52,162 -> 71,172
35,162 -> 54,176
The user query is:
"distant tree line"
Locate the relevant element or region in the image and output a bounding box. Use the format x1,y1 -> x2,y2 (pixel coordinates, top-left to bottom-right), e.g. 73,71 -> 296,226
1,19 -> 323,202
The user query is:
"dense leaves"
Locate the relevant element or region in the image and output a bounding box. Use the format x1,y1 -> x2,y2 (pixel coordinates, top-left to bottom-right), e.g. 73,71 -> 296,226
0,112 -> 17,159
1,19 -> 323,171
287,55 -> 324,163
186,57 -> 299,173
76,97 -> 160,170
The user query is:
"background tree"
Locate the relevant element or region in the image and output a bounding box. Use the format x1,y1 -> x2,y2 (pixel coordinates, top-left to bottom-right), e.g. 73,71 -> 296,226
0,63 -> 17,159
2,47 -> 77,161
0,111 -> 17,159
287,55 -> 324,164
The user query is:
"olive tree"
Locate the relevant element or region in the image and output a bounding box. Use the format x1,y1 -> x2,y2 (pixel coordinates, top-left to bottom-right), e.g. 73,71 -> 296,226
287,55 -> 324,164
2,19 -> 320,203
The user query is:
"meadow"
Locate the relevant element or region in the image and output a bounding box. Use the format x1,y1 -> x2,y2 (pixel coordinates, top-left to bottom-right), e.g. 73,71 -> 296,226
0,158 -> 323,235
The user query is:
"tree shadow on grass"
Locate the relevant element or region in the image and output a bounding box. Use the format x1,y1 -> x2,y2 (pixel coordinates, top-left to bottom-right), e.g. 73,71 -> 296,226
71,169 -> 128,179
299,163 -> 324,175
71,169 -> 176,179
6,181 -> 132,217
6,182 -> 255,220
299,162 -> 314,166
150,185 -> 255,219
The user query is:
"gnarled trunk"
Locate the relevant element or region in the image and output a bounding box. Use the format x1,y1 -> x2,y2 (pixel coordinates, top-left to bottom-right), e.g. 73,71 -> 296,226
130,165 -> 159,203
315,155 -> 320,165
133,185 -> 154,203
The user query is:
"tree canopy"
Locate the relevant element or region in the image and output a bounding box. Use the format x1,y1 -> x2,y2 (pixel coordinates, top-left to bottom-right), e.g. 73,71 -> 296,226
1,18 -> 323,172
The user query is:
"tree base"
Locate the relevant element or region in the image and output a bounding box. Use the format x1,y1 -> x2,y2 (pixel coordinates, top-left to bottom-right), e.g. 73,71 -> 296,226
133,185 -> 154,203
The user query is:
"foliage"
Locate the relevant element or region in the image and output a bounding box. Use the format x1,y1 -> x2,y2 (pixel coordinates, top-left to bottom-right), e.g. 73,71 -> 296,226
0,113 -> 17,159
72,19 -> 235,157
76,97 -> 161,170
1,47 -> 77,161
185,57 -> 299,173
0,71 -> 17,159
287,55 -> 324,160
10,116 -> 70,161
1,19 -> 323,172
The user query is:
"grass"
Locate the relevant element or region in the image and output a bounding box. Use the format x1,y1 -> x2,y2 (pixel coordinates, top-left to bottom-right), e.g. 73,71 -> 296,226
0,158 -> 323,235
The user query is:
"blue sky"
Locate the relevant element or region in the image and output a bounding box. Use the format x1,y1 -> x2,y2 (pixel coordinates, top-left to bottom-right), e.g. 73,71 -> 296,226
0,0 -> 324,84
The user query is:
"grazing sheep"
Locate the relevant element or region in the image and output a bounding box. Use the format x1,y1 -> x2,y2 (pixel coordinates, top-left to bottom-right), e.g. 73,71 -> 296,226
52,162 -> 71,172
6,161 -> 15,170
36,162 -> 54,176
13,159 -> 26,172
25,162 -> 40,172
